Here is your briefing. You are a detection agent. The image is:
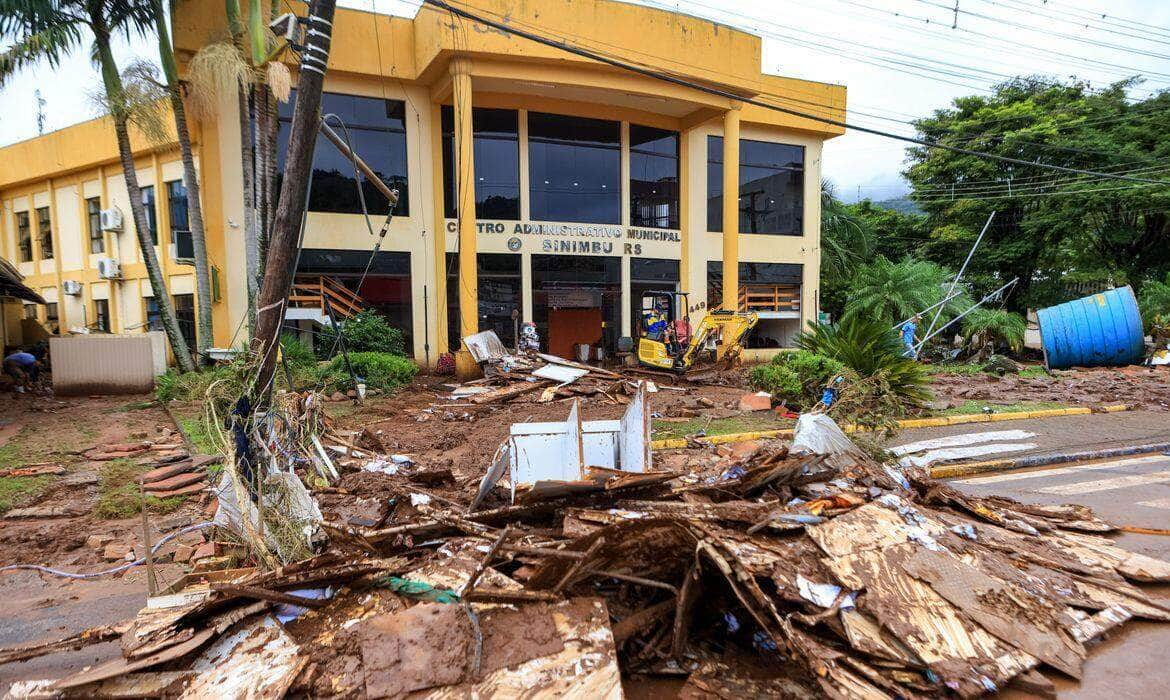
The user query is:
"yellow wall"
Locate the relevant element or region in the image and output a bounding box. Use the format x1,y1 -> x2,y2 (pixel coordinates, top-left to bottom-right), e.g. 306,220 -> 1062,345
3,0 -> 845,361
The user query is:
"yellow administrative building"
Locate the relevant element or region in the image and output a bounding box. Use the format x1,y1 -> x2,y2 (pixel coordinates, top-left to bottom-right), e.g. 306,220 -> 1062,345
0,0 -> 846,365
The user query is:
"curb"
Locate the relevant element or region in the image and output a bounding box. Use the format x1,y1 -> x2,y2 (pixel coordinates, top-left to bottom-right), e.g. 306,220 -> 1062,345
929,441 -> 1170,480
650,404 -> 1134,451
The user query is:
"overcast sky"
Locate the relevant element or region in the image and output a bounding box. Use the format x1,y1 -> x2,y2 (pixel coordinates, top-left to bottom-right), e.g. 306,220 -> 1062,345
2,0 -> 1167,202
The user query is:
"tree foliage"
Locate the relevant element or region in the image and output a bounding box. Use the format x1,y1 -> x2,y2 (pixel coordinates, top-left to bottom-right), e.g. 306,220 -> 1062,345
844,255 -> 969,327
904,78 -> 1170,311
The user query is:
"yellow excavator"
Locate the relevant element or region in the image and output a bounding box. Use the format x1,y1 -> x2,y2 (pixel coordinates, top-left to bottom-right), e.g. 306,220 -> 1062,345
636,290 -> 758,372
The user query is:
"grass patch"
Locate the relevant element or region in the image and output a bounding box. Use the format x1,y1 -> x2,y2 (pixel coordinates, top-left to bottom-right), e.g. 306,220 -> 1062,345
178,416 -> 219,457
95,458 -> 186,519
932,399 -> 1071,417
0,443 -> 18,470
926,363 -> 1050,379
0,475 -> 53,514
652,413 -> 791,440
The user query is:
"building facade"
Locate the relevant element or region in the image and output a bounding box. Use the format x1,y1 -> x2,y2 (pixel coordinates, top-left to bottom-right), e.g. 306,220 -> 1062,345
0,0 -> 846,364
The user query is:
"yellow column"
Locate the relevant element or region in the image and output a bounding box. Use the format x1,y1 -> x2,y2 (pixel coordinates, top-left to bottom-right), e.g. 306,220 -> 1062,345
430,102 -> 449,358
721,108 -> 740,311
452,59 -> 478,362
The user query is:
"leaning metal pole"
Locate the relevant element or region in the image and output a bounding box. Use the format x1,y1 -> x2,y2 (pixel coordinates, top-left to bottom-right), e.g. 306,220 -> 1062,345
919,210 -> 996,347
250,0 -> 337,407
916,277 -> 1019,349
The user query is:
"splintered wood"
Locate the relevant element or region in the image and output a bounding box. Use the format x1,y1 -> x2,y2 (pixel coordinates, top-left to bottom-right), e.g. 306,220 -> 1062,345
13,413 -> 1170,699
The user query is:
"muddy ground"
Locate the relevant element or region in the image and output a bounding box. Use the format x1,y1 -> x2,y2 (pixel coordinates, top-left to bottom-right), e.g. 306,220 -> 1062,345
927,364 -> 1170,412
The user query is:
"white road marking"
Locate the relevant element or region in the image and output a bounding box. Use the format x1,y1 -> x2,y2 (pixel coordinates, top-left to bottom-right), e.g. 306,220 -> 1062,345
892,430 -> 1037,456
1136,497 -> 1170,510
1037,470 -> 1170,496
953,455 -> 1169,486
899,442 -> 1038,468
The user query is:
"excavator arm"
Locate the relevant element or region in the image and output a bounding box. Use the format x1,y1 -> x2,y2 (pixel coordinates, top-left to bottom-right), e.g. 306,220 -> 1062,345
677,310 -> 759,370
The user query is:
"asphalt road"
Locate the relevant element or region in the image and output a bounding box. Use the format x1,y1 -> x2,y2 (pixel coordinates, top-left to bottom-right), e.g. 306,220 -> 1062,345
947,452 -> 1170,699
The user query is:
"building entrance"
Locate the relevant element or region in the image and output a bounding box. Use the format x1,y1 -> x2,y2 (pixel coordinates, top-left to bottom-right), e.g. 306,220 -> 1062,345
532,255 -> 620,359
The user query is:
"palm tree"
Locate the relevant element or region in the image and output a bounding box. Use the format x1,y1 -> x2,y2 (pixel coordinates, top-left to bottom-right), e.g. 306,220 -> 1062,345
187,0 -> 290,323
845,255 -> 971,327
132,0 -> 214,359
820,181 -> 873,286
0,0 -> 196,372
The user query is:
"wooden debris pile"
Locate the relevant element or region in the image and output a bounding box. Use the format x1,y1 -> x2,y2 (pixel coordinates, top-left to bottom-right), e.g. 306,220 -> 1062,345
9,417 -> 1170,698
444,352 -> 665,407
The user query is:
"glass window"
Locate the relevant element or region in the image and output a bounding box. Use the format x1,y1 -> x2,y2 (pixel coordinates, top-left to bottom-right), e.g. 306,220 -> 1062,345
86,197 -> 103,254
173,294 -> 196,349
44,302 -> 59,334
146,298 -> 162,332
629,125 -> 679,229
442,107 -> 520,220
277,91 -> 409,216
141,185 -> 158,244
707,136 -> 805,235
166,180 -> 193,259
296,249 -> 414,356
16,211 -> 32,262
528,112 -> 620,224
446,253 -> 522,351
94,299 -> 110,332
22,303 -> 37,320
36,207 -> 52,260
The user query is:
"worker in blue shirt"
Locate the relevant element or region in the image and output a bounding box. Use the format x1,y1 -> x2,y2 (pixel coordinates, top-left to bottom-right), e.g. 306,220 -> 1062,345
3,351 -> 40,393
901,314 -> 921,359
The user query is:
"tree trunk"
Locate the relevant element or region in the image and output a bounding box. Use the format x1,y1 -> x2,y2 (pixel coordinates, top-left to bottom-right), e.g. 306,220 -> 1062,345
240,85 -> 259,328
170,91 -> 214,359
256,82 -> 271,273
154,0 -> 213,360
251,0 -> 337,403
93,27 -> 195,372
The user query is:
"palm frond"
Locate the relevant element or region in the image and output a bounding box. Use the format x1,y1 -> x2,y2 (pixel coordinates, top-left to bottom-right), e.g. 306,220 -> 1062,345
961,308 -> 1026,352
0,23 -> 84,85
185,40 -> 251,118
796,315 -> 932,407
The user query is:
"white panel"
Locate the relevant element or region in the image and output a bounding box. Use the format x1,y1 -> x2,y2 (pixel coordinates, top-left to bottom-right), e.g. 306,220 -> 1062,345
55,185 -> 84,270
618,383 -> 651,473
90,281 -> 110,301
561,399 -> 583,479
49,335 -> 155,394
171,274 -> 195,295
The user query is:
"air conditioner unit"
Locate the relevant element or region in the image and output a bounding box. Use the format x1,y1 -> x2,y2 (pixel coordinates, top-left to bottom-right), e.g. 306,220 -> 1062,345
62,280 -> 83,296
99,206 -> 123,232
97,257 -> 122,280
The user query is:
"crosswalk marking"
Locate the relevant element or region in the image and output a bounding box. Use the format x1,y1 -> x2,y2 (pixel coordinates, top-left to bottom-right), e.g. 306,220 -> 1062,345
952,455 -> 1168,486
1037,470 -> 1170,496
892,430 -> 1036,456
1136,497 -> 1170,510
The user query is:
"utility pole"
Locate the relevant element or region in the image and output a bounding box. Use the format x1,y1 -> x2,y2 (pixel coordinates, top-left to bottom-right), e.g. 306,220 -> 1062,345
250,0 -> 337,404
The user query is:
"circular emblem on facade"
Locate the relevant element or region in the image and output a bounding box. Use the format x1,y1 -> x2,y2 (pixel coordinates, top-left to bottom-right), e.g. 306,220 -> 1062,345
506,236 -> 523,252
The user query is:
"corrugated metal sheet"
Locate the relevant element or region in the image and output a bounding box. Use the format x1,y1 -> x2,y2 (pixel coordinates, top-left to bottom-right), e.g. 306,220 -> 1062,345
50,335 -> 157,395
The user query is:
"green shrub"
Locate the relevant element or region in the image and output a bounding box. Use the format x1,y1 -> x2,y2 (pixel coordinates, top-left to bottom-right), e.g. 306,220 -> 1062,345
749,350 -> 846,409
316,310 -> 405,358
280,334 -> 317,368
797,315 -> 931,407
749,363 -> 802,404
1139,273 -> 1170,333
320,351 -> 418,391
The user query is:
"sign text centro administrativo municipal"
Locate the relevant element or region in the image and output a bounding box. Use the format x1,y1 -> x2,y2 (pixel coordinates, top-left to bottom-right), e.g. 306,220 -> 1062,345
445,220 -> 682,256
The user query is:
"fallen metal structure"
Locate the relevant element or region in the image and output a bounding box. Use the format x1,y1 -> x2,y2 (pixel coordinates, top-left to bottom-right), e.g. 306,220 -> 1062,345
5,413 -> 1170,698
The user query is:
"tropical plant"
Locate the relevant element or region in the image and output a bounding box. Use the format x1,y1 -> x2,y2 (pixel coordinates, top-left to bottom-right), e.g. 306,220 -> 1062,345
749,350 -> 846,409
319,351 -> 418,391
279,333 -> 317,368
186,0 -> 291,317
820,181 -> 874,285
960,308 -> 1027,353
0,0 -> 195,371
845,255 -> 969,328
317,310 -> 406,357
149,0 -> 213,358
796,315 -> 932,407
1139,273 -> 1170,333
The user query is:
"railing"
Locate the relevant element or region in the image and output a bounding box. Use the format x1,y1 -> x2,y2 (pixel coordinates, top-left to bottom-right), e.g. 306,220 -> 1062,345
739,284 -> 800,313
290,276 -> 364,320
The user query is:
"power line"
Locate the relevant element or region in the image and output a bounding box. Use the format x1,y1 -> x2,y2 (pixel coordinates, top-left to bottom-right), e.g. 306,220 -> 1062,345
979,0 -> 1170,43
422,0 -> 1168,188
912,0 -> 1170,59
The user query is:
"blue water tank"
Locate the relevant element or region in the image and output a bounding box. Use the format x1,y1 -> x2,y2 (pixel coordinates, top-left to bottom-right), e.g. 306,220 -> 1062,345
1037,285 -> 1145,370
